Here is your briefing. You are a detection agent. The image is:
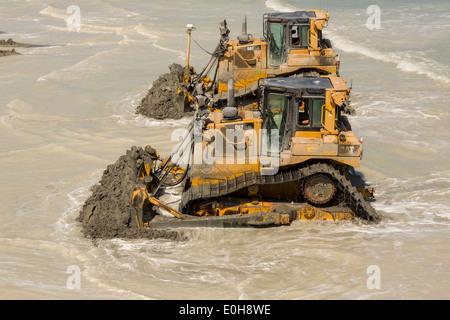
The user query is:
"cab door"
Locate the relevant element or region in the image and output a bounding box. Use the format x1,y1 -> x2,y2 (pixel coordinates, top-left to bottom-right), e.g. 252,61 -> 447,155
263,92 -> 291,154
268,23 -> 287,67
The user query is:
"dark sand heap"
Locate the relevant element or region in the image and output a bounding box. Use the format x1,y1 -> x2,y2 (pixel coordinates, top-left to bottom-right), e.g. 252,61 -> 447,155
135,63 -> 194,120
0,38 -> 45,57
0,38 -> 21,46
77,146 -> 185,241
1,38 -> 21,56
0,38 -> 42,47
0,38 -> 23,47
0,48 -> 19,56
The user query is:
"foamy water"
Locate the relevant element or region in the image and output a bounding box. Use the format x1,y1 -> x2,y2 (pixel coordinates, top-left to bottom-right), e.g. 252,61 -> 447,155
0,0 -> 449,300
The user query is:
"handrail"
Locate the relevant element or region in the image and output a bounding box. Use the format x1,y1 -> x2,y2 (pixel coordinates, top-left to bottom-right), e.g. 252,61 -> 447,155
320,104 -> 327,128
307,29 -> 312,47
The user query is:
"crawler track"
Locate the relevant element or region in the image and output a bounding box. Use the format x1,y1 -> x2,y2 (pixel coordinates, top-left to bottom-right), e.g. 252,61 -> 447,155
181,163 -> 380,222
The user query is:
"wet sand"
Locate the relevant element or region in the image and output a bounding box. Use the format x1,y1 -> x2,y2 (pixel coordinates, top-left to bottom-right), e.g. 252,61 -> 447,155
135,63 -> 194,120
77,146 -> 186,242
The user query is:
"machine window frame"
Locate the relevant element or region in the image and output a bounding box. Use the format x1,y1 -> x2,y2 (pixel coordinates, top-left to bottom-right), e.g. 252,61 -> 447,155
295,96 -> 326,132
263,92 -> 290,154
268,22 -> 287,67
289,24 -> 310,48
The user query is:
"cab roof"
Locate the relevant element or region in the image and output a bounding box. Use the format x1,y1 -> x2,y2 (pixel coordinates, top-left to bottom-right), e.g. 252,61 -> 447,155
265,11 -> 316,23
263,77 -> 333,91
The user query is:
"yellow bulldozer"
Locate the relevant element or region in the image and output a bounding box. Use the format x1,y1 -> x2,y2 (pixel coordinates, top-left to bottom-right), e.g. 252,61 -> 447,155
177,10 -> 345,113
132,74 -> 379,228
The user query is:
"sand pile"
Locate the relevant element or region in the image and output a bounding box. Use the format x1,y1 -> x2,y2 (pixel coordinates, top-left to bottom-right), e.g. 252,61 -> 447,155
0,38 -> 45,57
135,63 -> 194,120
0,39 -> 21,56
0,38 -> 43,47
0,48 -> 19,57
77,146 -> 184,241
0,38 -> 20,46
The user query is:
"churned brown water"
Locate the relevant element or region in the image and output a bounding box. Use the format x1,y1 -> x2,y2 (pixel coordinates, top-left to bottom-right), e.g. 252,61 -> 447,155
0,0 -> 449,299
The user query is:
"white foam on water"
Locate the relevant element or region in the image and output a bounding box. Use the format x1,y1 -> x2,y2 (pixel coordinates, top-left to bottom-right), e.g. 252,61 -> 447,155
81,247 -> 152,299
369,173 -> 450,224
39,6 -> 71,21
124,115 -> 193,128
44,24 -> 123,35
52,177 -> 97,237
39,6 -> 130,35
45,172 -> 152,299
40,5 -> 177,56
265,0 -> 300,13
152,43 -> 186,60
36,47 -> 119,82
133,23 -> 162,41
37,9 -> 183,83
109,87 -> 194,128
326,30 -> 450,85
133,23 -> 186,59
264,0 -> 450,85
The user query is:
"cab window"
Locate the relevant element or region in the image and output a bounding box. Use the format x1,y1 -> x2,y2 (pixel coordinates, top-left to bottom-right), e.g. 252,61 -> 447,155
290,25 -> 310,48
297,98 -> 325,129
265,93 -> 289,153
268,23 -> 286,66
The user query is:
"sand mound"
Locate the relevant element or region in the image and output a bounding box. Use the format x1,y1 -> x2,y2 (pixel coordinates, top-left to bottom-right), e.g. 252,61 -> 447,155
0,38 -> 21,46
1,38 -> 47,57
0,38 -> 43,48
135,63 -> 194,120
0,48 -> 19,57
77,146 -> 185,241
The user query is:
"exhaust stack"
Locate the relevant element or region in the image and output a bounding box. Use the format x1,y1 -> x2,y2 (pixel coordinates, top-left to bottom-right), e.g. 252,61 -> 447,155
237,14 -> 251,43
223,78 -> 238,119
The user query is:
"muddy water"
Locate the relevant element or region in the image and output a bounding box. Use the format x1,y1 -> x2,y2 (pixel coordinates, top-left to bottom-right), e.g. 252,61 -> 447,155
0,0 -> 449,299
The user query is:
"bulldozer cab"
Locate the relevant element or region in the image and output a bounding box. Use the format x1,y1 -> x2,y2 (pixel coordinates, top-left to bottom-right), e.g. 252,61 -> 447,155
261,77 -> 343,153
260,76 -> 361,169
263,10 -> 330,67
194,10 -> 337,103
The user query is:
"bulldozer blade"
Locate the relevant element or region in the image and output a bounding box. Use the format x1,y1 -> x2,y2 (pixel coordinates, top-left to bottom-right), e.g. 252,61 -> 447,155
145,212 -> 293,229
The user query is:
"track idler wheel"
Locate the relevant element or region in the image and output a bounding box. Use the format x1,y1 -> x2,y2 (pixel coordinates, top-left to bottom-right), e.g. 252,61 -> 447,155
304,173 -> 336,205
